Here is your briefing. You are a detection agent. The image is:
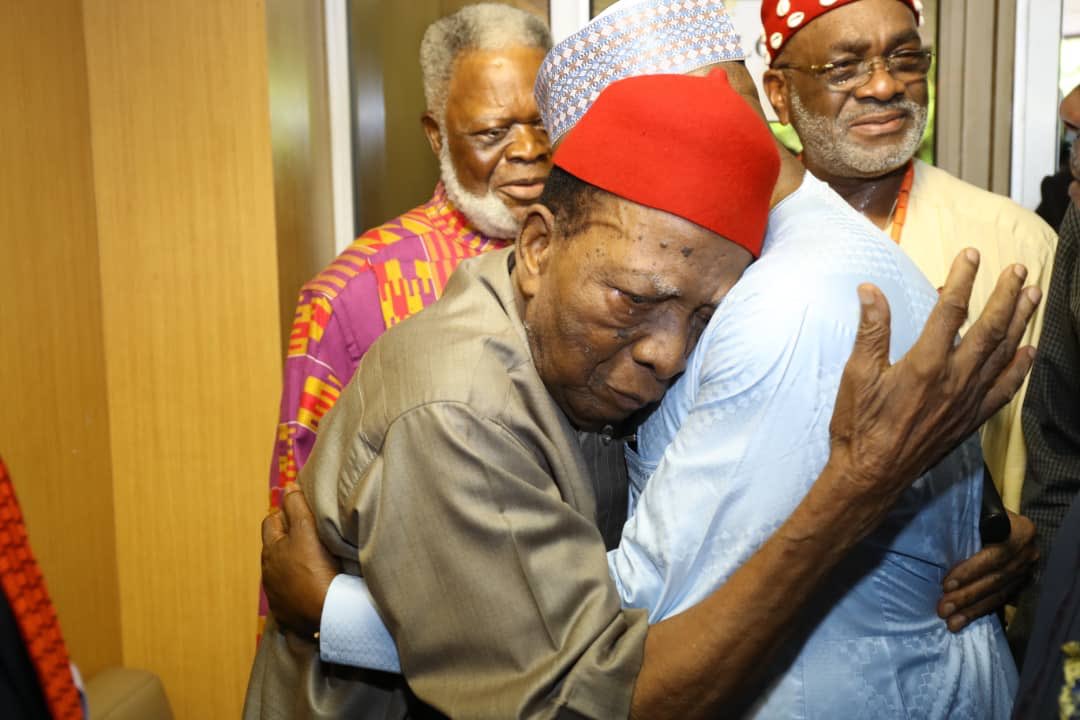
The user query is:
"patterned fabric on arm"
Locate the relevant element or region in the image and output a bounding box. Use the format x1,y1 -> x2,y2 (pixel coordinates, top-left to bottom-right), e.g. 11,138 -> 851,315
260,183 -> 509,634
1012,202 -> 1080,656
268,182 -> 510,507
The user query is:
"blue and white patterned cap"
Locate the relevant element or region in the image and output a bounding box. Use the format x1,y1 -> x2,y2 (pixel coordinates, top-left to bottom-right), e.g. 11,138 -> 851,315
535,0 -> 744,144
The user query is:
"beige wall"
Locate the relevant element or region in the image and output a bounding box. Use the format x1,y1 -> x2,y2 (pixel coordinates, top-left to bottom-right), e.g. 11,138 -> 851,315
1,1 -> 282,718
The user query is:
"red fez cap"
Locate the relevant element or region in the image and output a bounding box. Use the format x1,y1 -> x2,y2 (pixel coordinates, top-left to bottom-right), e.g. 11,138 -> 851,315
761,0 -> 923,65
552,69 -> 779,257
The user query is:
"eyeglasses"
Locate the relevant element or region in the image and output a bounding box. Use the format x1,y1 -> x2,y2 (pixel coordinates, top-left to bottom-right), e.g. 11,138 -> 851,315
776,49 -> 934,93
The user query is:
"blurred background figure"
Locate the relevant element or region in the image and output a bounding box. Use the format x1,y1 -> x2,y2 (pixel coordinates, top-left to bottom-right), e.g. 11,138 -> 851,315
1012,86 -> 1080,667
1037,83 -> 1080,228
1012,492 -> 1080,718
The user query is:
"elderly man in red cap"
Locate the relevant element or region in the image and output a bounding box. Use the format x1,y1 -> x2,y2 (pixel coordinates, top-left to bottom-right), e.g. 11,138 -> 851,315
246,62 -> 1038,718
760,0 -> 1057,513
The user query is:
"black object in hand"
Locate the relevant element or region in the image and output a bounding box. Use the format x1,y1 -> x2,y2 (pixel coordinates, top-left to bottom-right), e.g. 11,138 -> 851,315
980,463 -> 1011,545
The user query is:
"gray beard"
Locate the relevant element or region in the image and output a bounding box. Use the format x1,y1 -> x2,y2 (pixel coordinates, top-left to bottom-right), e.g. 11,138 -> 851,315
439,142 -> 521,240
789,85 -> 928,177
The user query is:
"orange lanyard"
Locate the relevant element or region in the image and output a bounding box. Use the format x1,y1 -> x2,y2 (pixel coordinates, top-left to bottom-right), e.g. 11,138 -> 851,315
889,161 -> 916,244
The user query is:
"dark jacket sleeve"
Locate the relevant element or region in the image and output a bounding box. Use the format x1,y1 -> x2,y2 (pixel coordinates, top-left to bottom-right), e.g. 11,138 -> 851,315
1012,203 -> 1080,655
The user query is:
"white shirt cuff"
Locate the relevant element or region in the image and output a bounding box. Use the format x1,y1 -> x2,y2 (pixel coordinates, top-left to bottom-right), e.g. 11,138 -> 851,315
319,573 -> 401,672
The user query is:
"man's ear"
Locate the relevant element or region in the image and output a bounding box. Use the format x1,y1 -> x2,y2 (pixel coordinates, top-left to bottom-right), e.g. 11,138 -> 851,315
515,204 -> 557,300
421,112 -> 443,156
762,69 -> 793,126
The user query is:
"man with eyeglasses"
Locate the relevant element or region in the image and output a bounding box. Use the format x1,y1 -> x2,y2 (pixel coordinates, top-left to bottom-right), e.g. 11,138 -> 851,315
761,0 -> 1057,513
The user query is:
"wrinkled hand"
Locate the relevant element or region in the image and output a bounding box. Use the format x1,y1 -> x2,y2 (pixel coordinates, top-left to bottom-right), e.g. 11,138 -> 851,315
937,511 -> 1038,632
828,249 -> 1040,537
261,485 -> 340,637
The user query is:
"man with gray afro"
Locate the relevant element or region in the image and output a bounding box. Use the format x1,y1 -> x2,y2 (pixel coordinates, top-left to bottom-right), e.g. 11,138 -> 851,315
261,1 -> 553,636
419,3 -> 552,239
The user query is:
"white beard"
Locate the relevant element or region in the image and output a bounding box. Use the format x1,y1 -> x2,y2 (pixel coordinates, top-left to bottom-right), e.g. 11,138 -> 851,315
439,142 -> 521,240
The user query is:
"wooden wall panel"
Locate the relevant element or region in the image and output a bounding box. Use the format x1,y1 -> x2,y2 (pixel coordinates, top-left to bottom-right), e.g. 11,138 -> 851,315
81,1 -> 281,717
992,0 -> 1017,196
349,0 -> 441,233
0,0 -> 123,677
935,0 -> 1016,192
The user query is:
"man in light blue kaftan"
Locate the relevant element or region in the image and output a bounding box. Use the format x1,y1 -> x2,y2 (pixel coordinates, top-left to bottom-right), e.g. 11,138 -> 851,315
610,170 -> 1018,718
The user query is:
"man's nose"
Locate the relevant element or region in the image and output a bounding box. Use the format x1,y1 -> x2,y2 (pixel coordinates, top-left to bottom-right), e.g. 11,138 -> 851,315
854,61 -> 906,103
506,125 -> 551,164
630,323 -> 690,385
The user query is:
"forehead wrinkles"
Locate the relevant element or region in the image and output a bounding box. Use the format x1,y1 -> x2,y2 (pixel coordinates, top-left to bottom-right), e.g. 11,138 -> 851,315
570,197 -> 714,295
448,50 -> 540,112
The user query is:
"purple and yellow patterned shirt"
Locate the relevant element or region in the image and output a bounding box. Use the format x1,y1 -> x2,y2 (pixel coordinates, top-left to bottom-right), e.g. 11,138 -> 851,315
268,183 -> 510,507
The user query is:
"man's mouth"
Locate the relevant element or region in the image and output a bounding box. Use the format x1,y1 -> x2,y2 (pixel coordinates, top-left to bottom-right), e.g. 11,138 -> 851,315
499,179 -> 546,202
607,386 -> 648,413
848,111 -> 908,137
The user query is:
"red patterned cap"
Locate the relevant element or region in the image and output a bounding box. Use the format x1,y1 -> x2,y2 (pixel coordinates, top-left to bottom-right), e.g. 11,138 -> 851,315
553,69 -> 779,257
761,0 -> 923,65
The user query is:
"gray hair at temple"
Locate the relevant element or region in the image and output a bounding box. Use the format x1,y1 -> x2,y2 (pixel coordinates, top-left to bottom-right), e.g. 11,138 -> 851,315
420,3 -> 552,122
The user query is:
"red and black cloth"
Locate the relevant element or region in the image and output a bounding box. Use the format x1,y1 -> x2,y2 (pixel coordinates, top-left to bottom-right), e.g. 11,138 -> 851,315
0,457 -> 82,719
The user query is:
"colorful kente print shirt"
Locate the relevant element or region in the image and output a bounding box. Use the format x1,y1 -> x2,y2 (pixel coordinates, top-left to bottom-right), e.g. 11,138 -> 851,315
268,184 -> 510,507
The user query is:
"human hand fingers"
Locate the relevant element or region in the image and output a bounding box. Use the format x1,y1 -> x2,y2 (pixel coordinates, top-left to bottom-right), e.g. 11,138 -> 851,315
938,548 -> 1033,621
849,284 -> 893,373
943,577 -> 1027,632
953,264 -> 1026,384
940,511 -> 1036,593
912,248 -> 979,360
937,512 -> 1037,625
827,285 -> 893,491
282,483 -> 316,531
975,345 -> 1037,428
971,282 -> 1040,398
262,507 -> 286,547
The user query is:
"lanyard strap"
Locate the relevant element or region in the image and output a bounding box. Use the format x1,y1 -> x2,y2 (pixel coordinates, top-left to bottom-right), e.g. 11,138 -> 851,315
889,161 -> 916,244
